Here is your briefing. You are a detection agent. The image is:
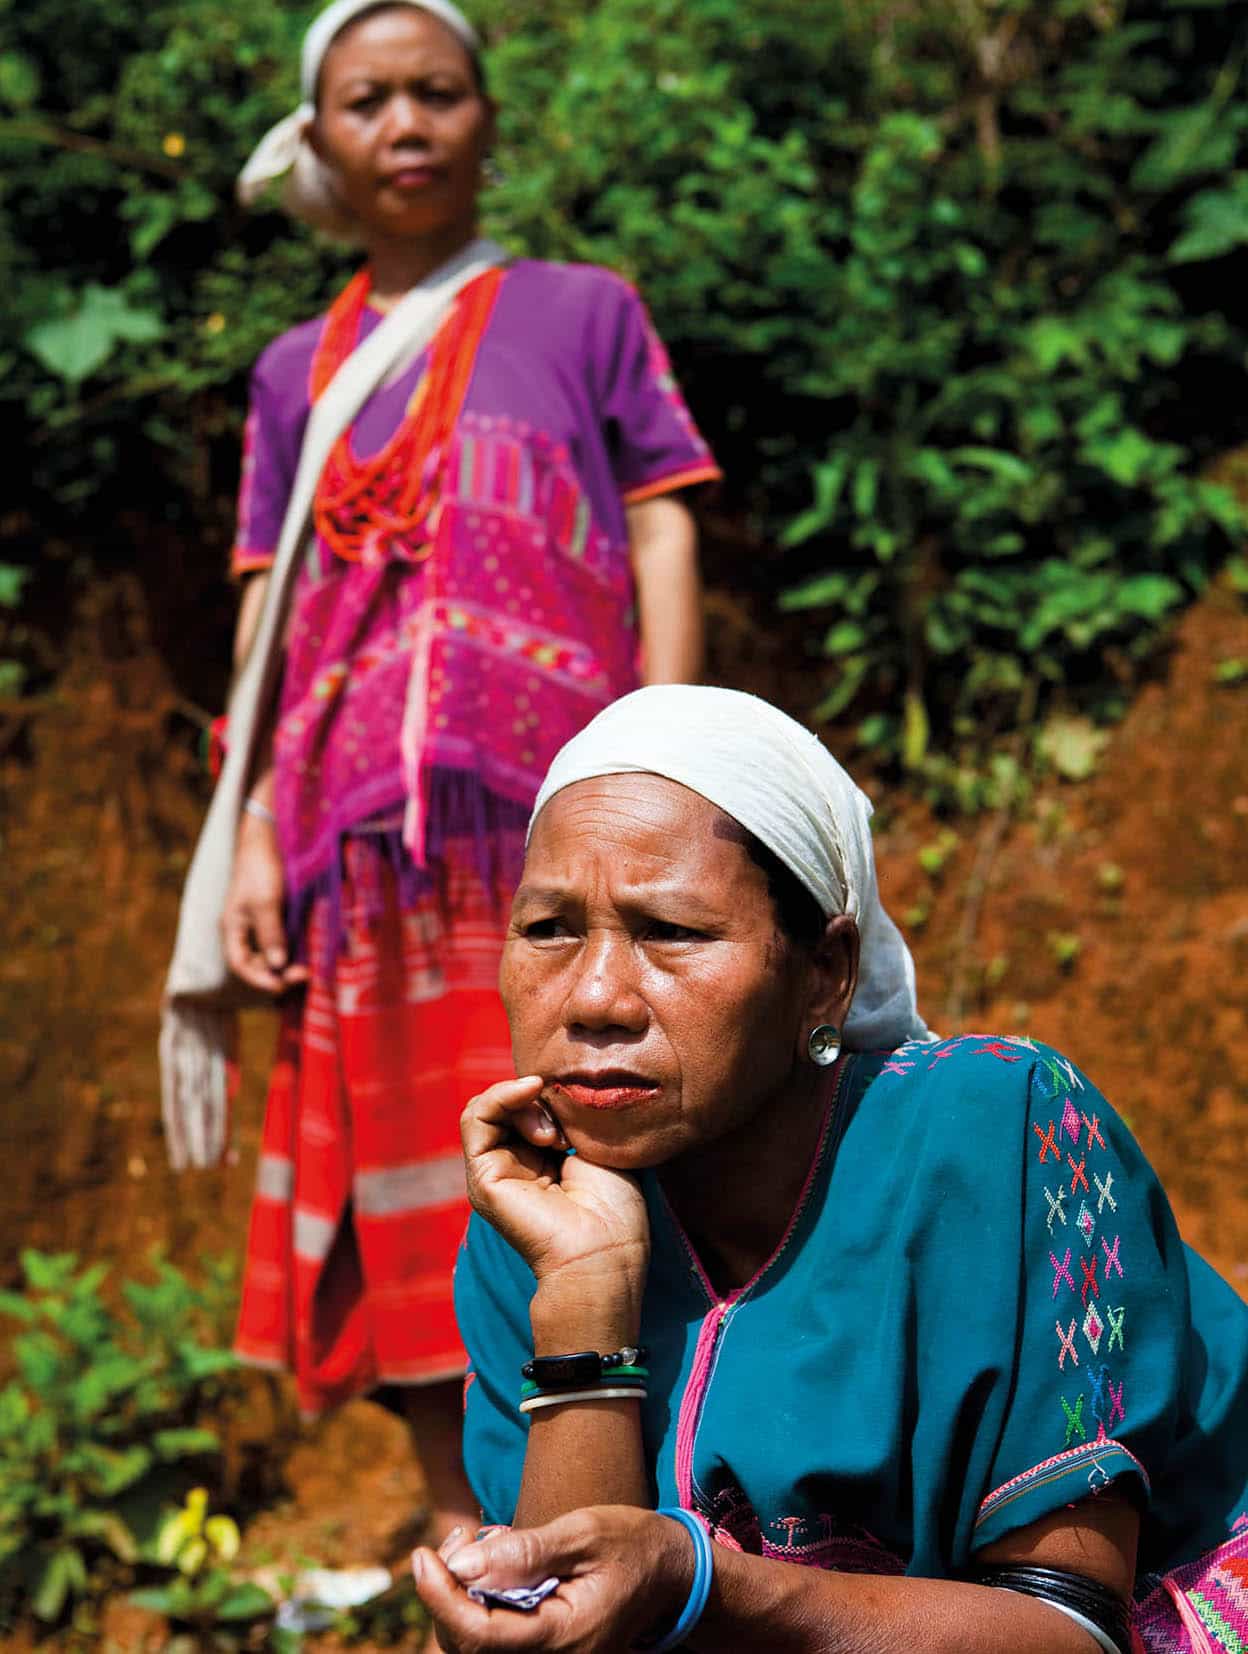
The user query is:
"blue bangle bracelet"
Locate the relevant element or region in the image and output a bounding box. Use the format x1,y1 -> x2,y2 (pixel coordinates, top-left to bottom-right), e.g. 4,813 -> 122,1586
643,1507 -> 714,1652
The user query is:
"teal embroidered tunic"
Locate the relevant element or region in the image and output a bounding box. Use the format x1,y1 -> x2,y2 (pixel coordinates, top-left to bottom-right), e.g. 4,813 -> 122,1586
457,1038 -> 1248,1581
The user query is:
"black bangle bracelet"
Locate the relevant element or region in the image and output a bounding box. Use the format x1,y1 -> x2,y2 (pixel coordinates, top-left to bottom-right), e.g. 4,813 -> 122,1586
966,1563 -> 1131,1654
521,1347 -> 648,1389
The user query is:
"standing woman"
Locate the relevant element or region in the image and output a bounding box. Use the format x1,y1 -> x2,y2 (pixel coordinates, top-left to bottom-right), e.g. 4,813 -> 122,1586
220,0 -> 719,1546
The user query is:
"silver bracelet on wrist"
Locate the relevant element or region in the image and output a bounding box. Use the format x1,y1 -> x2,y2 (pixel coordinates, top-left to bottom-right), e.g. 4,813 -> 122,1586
243,796 -> 276,825
518,1385 -> 647,1415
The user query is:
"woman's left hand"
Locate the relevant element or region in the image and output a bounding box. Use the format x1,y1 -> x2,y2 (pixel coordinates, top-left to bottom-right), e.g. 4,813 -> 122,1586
413,1507 -> 691,1653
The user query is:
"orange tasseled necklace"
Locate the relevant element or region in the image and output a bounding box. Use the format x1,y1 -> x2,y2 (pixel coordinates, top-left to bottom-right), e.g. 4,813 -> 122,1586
309,264 -> 504,565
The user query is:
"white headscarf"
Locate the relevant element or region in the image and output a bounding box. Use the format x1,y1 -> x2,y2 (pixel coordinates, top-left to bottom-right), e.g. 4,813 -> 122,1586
529,685 -> 933,1052
236,0 -> 480,239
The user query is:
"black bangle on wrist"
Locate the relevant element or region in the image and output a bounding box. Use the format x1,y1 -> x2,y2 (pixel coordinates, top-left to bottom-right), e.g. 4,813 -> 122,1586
521,1346 -> 648,1389
965,1562 -> 1130,1654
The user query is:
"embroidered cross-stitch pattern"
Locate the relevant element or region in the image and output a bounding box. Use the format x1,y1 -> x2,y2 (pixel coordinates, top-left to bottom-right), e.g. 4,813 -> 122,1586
1062,1098 -> 1083,1143
1057,1318 -> 1080,1370
1094,1169 -> 1117,1214
1034,1119 -> 1060,1162
1051,1248 -> 1076,1297
1045,1185 -> 1067,1232
1083,1303 -> 1105,1356
1062,1392 -> 1087,1446
1080,1253 -> 1100,1306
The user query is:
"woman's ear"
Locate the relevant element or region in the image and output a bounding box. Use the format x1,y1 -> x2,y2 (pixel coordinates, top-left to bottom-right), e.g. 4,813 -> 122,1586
802,915 -> 859,1051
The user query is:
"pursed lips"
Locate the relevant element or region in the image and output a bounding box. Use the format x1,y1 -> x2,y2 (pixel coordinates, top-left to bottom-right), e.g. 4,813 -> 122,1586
548,1072 -> 661,1111
381,163 -> 443,188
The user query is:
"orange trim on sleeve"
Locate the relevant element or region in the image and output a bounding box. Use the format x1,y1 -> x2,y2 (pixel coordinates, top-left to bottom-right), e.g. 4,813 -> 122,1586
230,546 -> 277,579
621,463 -> 723,506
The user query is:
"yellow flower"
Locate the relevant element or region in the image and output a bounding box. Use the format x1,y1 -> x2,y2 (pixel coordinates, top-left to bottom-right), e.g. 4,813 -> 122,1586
177,1536 -> 208,1578
205,1515 -> 241,1564
162,132 -> 186,158
203,312 -> 227,335
155,1487 -> 207,1566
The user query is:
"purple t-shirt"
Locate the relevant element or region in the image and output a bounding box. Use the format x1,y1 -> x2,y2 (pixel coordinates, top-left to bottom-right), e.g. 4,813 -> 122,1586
230,260 -> 720,919
233,259 -> 719,574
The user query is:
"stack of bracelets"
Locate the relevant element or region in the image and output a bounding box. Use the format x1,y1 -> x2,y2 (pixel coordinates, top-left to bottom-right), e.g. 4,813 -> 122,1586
518,1349 -> 715,1651
965,1563 -> 1130,1654
518,1346 -> 650,1413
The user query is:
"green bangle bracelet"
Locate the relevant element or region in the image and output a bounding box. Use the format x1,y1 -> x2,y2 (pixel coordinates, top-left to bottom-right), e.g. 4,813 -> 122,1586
520,1365 -> 650,1401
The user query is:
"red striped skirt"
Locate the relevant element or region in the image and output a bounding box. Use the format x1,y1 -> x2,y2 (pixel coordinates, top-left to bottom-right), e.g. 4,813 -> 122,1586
234,835 -> 516,1417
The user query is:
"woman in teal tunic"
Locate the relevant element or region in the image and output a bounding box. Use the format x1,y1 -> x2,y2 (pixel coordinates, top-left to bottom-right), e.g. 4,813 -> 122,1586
414,686 -> 1248,1654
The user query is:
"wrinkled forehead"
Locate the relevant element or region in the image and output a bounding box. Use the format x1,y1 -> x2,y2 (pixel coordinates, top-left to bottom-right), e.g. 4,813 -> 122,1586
528,771 -> 727,840
322,3 -> 472,71
523,773 -> 758,884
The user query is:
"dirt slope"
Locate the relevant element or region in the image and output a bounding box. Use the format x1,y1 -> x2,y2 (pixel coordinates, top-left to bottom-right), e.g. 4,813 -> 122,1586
0,576 -> 1244,1637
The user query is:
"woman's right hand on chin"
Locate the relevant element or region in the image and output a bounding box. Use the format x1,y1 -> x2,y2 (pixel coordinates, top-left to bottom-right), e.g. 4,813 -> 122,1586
221,815 -> 310,995
460,1078 -> 651,1322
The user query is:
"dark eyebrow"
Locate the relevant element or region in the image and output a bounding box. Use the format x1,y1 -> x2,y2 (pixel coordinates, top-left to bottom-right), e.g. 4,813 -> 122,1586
511,882 -> 568,907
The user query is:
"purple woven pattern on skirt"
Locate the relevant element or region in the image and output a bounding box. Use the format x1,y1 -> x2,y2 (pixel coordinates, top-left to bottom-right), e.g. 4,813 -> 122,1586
1132,1526 -> 1248,1652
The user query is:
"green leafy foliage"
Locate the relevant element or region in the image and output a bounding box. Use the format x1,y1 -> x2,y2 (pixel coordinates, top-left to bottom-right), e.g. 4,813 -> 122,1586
0,1250 -> 241,1629
2,0 -> 1247,763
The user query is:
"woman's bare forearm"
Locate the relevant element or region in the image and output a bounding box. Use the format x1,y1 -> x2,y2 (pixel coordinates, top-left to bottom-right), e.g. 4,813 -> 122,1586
232,570 -> 270,679
686,1492 -> 1138,1652
627,495 -> 703,684
688,1553 -> 1104,1654
512,1274 -> 651,1527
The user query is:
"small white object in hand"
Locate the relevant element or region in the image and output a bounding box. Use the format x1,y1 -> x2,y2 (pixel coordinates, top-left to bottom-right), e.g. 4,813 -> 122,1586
467,1576 -> 561,1612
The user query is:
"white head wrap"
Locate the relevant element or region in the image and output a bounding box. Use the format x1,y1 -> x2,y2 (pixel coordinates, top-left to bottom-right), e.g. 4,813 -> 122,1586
529,685 -> 933,1052
236,0 -> 480,239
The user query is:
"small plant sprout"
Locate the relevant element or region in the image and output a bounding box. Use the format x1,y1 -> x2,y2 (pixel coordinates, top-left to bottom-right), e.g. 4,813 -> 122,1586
917,828 -> 960,880
132,1488 -> 272,1634
1047,931 -> 1082,971
155,1489 -> 241,1577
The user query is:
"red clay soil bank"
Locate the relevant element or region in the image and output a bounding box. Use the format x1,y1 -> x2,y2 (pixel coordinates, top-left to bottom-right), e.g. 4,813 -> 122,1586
0,576 -> 1243,1624
1,575 -> 1244,1294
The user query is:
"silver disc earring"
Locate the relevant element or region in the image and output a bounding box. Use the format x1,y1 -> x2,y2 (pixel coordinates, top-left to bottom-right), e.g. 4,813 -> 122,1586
807,1024 -> 842,1067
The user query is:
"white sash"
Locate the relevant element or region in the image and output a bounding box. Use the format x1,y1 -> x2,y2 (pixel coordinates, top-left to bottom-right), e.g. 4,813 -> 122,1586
159,238 -> 506,1169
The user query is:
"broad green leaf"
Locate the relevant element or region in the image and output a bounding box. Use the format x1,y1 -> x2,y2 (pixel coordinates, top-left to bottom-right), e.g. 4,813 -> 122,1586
0,51 -> 40,109
24,285 -> 165,386
822,621 -> 866,656
215,1581 -> 276,1621
32,1546 -> 85,1621
1169,176 -> 1248,264
1024,317 -> 1088,374
152,1427 -> 220,1460
0,1289 -> 38,1322
129,1584 -> 186,1615
1131,101 -> 1236,192
1082,428 -> 1168,487
901,690 -> 929,771
89,1444 -> 153,1497
948,447 -> 1033,486
780,453 -> 851,547
1114,574 -> 1183,620
21,1250 -> 79,1291
67,1508 -> 138,1561
0,661 -> 26,697
851,457 -> 879,520
812,655 -> 869,721
857,713 -> 896,750
779,573 -> 849,611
